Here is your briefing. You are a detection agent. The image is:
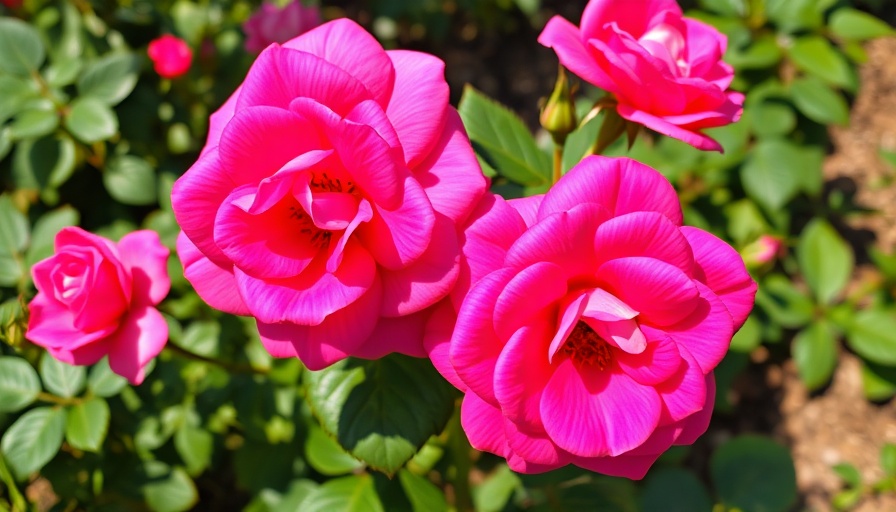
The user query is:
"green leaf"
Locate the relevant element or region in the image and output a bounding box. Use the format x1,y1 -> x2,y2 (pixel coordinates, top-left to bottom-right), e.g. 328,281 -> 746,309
711,435 -> 797,512
833,462 -> 862,487
44,60 -> 83,88
766,0 -> 836,33
729,315 -> 762,353
830,8 -> 894,41
741,139 -> 810,210
0,253 -> 23,287
0,406 -> 67,480
40,352 -> 86,399
797,219 -> 853,304
754,274 -> 814,328
790,76 -> 850,126
103,155 -> 158,206
301,474 -> 383,512
143,462 -> 199,512
26,206 -> 79,267
174,425 -> 213,477
0,75 -> 39,123
727,34 -> 782,70
0,195 -> 29,257
551,476 -> 638,512
846,308 -> 896,366
303,354 -> 456,476
792,320 -> 838,391
87,357 -> 129,397
639,467 -> 712,512
9,107 -> 59,141
398,469 -> 447,512
698,0 -> 745,17
750,100 -> 796,138
305,425 -> 364,476
77,53 -> 140,106
788,36 -> 857,92
0,18 -> 46,76
859,360 -> 896,401
473,464 -> 522,512
175,319 -> 220,357
12,135 -> 77,196
65,397 -> 110,452
0,357 -> 41,412
65,97 -> 118,143
458,85 -> 551,187
881,443 -> 896,477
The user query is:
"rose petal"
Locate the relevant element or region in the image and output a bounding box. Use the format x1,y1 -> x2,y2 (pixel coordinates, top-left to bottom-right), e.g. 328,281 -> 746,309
107,305 -> 168,385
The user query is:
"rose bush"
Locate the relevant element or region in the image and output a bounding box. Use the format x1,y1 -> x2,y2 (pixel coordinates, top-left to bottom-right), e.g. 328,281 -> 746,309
243,0 -> 321,53
428,156 -> 756,477
538,0 -> 744,151
25,228 -> 170,384
147,34 -> 193,79
172,18 -> 487,370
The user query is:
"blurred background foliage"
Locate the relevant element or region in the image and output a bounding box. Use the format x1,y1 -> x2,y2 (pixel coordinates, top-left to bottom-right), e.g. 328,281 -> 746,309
1,0 -> 896,511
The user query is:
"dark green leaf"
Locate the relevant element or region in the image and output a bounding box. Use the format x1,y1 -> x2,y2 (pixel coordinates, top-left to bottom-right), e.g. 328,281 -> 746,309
303,354 -> 456,476
103,155 -> 158,206
301,474 -> 384,512
65,97 -> 118,143
26,206 -> 79,267
458,85 -> 551,187
797,219 -> 853,304
711,435 -> 797,512
398,469 -> 448,512
0,406 -> 67,480
305,425 -> 364,476
65,397 -> 110,452
727,34 -> 782,70
12,135 -> 77,195
40,352 -> 86,399
174,425 -> 213,477
9,107 -> 59,141
143,462 -> 199,512
790,76 -> 850,126
754,274 -> 814,328
830,8 -> 894,41
788,36 -> 857,92
792,320 -> 838,390
550,476 -> 638,512
77,53 -> 140,106
846,308 -> 896,366
0,18 -> 46,76
639,467 -> 712,512
87,357 -> 129,397
0,357 -> 41,412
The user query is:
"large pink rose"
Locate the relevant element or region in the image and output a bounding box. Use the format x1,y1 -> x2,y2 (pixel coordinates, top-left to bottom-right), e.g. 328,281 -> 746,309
26,228 -> 170,385
243,0 -> 321,53
538,0 -> 744,152
172,19 -> 487,369
427,156 -> 756,478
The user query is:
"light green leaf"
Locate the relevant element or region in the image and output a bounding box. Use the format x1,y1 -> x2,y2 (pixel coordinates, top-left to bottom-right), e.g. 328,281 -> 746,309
77,53 -> 140,106
790,76 -> 850,126
65,397 -> 110,452
729,315 -> 761,353
458,85 -> 551,187
303,354 -> 456,476
711,435 -> 797,512
846,308 -> 896,366
797,219 -> 853,304
766,0 -> 836,33
40,352 -> 86,399
176,320 -> 220,357
301,474 -> 384,512
87,357 -> 129,397
830,8 -> 894,41
0,254 -> 23,287
44,60 -> 83,88
174,425 -> 213,477
143,462 -> 199,512
9,107 -> 59,141
792,320 -> 838,391
65,97 -> 118,143
305,425 -> 364,476
750,100 -> 796,138
639,467 -> 713,512
473,464 -> 522,512
788,36 -> 857,92
881,443 -> 896,477
754,274 -> 814,329
0,406 -> 67,480
0,195 -> 29,255
399,469 -> 447,512
26,206 -> 79,267
0,18 -> 46,76
0,357 -> 41,412
860,360 -> 896,401
740,139 -> 806,211
103,155 -> 158,206
0,75 -> 39,124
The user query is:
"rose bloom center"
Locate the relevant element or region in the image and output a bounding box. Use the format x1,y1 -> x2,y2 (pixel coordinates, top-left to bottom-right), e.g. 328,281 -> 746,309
560,321 -> 613,369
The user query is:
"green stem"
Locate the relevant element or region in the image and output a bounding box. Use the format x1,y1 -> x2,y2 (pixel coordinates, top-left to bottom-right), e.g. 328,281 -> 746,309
552,144 -> 563,184
0,454 -> 26,512
448,407 -> 474,512
36,391 -> 83,406
164,343 -> 267,375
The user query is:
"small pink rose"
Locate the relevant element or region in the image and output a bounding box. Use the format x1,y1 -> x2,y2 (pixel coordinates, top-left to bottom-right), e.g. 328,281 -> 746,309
428,156 -> 756,477
742,234 -> 783,268
172,19 -> 487,370
26,227 -> 171,385
539,0 -> 744,152
243,0 -> 322,54
148,34 -> 193,79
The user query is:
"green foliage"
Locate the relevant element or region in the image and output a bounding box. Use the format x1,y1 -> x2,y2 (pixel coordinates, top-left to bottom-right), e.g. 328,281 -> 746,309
711,435 -> 797,512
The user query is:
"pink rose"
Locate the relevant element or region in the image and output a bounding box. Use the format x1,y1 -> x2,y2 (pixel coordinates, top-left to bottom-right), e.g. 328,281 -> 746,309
26,228 -> 170,385
741,234 -> 784,269
147,34 -> 192,79
427,156 -> 756,477
244,0 -> 322,54
172,19 -> 487,369
538,0 -> 744,152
